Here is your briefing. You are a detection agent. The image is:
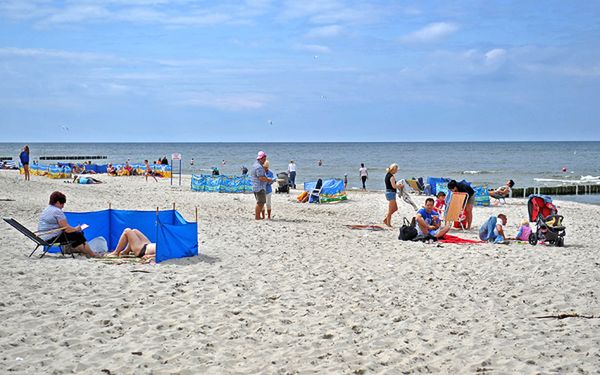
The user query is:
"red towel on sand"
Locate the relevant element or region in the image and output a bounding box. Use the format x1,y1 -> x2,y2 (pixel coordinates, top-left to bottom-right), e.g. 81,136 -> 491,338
439,234 -> 485,244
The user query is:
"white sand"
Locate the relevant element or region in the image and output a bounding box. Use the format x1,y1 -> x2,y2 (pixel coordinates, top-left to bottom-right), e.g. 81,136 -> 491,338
1,170 -> 599,374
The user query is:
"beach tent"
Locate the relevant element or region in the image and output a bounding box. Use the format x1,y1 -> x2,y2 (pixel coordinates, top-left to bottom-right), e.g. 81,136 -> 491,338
191,174 -> 252,193
303,179 -> 347,203
427,177 -> 450,196
58,209 -> 198,263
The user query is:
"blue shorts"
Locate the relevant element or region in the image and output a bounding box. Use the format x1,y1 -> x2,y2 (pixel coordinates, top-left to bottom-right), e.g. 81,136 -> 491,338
385,190 -> 396,201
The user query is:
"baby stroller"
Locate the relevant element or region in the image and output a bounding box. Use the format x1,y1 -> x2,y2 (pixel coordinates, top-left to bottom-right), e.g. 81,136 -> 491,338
276,171 -> 290,194
527,194 -> 566,247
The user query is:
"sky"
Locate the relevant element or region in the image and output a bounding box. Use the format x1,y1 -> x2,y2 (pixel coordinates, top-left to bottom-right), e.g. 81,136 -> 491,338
0,0 -> 599,142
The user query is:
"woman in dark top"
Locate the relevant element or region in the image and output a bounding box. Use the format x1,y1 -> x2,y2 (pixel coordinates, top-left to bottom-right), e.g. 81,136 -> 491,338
383,163 -> 403,227
19,145 -> 30,181
447,179 -> 476,229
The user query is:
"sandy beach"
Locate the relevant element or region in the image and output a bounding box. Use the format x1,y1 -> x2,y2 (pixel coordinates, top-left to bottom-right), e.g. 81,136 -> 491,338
1,170 -> 599,374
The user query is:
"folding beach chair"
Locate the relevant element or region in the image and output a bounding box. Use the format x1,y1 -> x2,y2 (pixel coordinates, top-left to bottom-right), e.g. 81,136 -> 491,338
405,179 -> 424,194
309,179 -> 323,203
443,192 -> 468,230
2,218 -> 74,258
490,192 -> 507,205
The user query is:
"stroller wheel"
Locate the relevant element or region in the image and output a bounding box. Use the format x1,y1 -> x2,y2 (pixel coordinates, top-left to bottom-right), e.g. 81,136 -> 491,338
556,237 -> 564,247
528,233 -> 537,246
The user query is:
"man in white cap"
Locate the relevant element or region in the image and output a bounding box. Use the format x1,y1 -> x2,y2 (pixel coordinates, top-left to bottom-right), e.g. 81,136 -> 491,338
251,151 -> 272,220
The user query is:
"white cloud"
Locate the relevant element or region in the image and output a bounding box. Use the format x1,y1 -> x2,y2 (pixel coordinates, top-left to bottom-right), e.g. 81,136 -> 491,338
400,22 -> 459,43
295,44 -> 331,54
177,92 -> 269,110
485,48 -> 507,67
0,47 -> 121,63
305,24 -> 343,38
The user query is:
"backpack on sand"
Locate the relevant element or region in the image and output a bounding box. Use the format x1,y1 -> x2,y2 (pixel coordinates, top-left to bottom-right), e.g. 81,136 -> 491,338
398,217 -> 418,241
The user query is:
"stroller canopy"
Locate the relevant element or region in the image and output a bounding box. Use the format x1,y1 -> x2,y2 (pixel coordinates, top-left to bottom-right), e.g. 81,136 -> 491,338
527,194 -> 557,222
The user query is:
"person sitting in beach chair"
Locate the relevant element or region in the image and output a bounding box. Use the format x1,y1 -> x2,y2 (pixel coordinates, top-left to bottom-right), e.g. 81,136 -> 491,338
416,198 -> 451,239
107,228 -> 156,258
489,179 -> 515,203
37,191 -> 101,257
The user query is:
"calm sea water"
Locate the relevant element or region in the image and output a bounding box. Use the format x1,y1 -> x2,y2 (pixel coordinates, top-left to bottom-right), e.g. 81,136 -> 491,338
2,142 -> 600,203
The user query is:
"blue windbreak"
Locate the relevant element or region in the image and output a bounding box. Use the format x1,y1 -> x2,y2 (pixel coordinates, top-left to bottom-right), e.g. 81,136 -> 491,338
65,209 -> 198,263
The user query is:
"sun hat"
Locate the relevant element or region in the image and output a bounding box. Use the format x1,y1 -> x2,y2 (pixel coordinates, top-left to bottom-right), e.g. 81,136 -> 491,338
257,151 -> 267,160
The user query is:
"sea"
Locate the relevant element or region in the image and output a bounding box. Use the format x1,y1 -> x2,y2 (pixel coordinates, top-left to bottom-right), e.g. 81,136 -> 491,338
2,142 -> 600,204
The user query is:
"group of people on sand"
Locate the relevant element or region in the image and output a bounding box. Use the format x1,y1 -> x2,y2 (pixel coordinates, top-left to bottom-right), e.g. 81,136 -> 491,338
37,191 -> 156,258
105,160 -> 159,181
383,163 -> 523,242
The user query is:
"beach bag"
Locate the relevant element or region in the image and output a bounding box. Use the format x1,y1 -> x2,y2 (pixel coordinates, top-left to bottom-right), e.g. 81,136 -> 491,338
88,236 -> 108,253
398,217 -> 417,241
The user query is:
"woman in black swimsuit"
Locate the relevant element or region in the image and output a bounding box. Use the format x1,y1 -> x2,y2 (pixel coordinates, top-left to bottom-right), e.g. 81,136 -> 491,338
109,228 -> 156,258
383,163 -> 403,227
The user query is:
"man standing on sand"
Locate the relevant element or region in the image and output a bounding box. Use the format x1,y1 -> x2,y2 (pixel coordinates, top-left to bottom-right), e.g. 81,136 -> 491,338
359,163 -> 368,190
287,160 -> 297,189
251,151 -> 272,220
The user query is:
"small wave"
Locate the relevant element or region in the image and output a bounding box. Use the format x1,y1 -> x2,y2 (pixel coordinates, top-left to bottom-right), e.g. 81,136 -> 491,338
535,176 -> 600,184
460,170 -> 494,175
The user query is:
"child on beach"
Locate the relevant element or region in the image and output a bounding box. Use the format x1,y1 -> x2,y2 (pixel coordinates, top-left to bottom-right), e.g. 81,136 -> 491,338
515,219 -> 532,241
433,191 -> 446,213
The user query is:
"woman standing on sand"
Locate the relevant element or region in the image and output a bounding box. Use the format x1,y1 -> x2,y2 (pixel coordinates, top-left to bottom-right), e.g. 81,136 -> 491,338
383,163 -> 403,227
19,145 -> 30,181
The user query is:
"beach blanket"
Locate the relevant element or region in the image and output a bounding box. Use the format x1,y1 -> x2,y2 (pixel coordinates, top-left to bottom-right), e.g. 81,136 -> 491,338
345,224 -> 386,231
438,234 -> 485,244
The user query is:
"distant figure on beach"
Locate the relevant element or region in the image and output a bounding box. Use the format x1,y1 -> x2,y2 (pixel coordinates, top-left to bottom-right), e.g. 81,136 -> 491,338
107,163 -> 117,176
37,191 -> 100,257
108,228 -> 156,258
161,156 -> 169,165
344,174 -> 348,189
72,175 -> 102,184
252,151 -> 272,220
262,160 -> 275,220
317,159 -> 323,166
144,160 -> 158,182
19,145 -> 30,181
212,167 -> 220,176
241,165 -> 248,175
222,159 -> 227,166
190,158 -> 195,166
416,198 -> 451,239
287,160 -> 297,189
383,163 -> 404,227
124,161 -> 133,175
359,163 -> 368,190
489,179 -> 515,198
479,214 -> 508,243
448,180 -> 475,230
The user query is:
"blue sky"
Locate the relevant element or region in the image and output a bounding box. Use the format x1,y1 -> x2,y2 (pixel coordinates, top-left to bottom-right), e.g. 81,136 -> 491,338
0,0 -> 599,142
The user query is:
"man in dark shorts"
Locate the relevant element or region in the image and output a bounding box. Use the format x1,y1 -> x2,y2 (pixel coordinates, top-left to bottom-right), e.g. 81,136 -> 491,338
251,151 -> 273,220
448,179 -> 476,230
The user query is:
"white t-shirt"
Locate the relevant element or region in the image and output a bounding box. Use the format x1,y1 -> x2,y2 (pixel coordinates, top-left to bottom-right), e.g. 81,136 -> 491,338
494,222 -> 503,236
288,163 -> 296,173
359,167 -> 368,177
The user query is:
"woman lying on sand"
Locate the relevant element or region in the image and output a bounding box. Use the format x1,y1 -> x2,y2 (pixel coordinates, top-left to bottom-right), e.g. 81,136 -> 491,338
107,228 -> 156,258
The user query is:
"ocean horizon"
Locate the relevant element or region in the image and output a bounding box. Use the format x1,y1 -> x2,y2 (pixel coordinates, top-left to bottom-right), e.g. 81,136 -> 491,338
3,141 -> 600,204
